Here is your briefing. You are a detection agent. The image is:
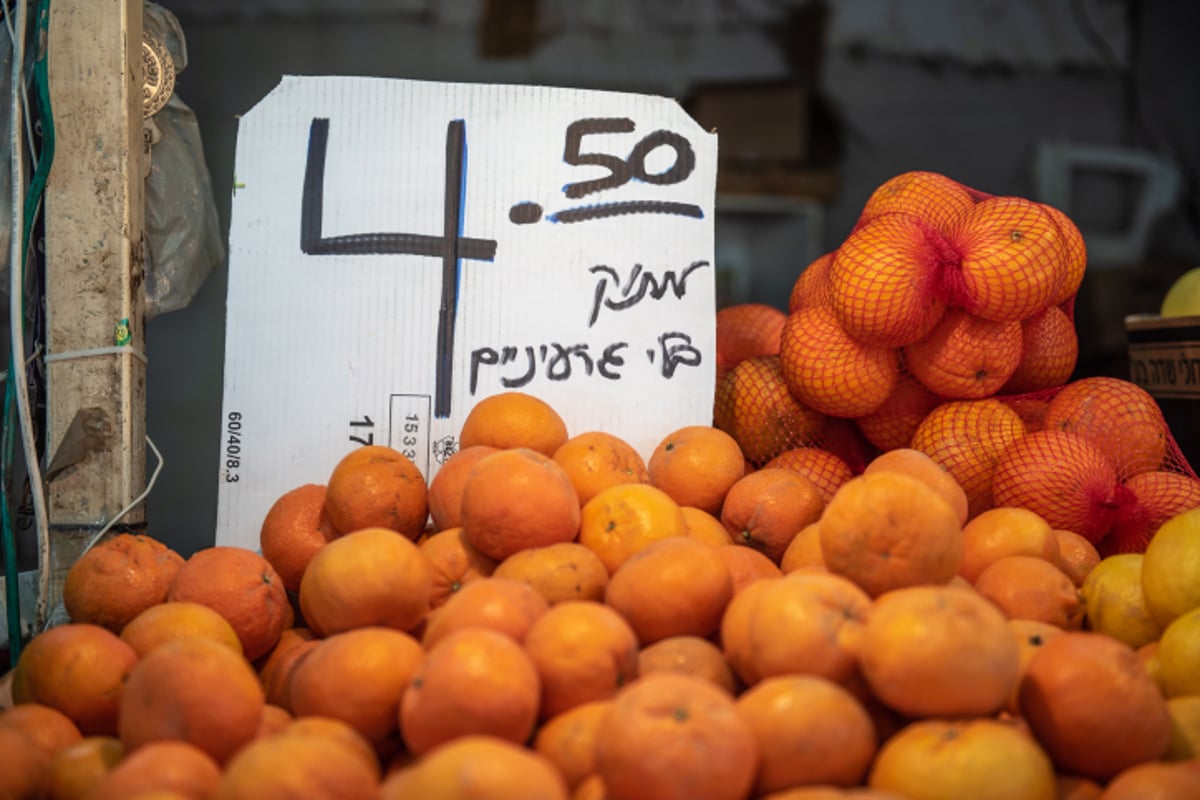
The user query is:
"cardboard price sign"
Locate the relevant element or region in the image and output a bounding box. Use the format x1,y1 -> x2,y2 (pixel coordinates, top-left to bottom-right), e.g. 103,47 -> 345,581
216,76 -> 718,550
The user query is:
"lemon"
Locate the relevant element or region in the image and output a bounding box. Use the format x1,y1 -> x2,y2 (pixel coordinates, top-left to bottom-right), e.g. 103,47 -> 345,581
1142,508 -> 1200,628
1081,553 -> 1162,649
1161,266 -> 1200,317
1158,607 -> 1200,698
1166,695 -> 1200,760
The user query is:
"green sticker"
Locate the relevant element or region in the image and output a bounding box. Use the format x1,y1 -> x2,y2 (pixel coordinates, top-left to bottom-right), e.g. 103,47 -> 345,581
114,318 -> 131,347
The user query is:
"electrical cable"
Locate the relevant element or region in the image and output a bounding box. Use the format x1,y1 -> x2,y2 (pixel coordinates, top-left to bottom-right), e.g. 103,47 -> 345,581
3,0 -> 28,660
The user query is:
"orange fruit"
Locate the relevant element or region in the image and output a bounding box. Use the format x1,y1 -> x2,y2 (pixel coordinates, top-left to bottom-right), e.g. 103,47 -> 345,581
714,544 -> 783,594
390,735 -> 569,800
524,601 -> 639,718
958,506 -> 1061,583
552,431 -> 649,506
636,635 -> 738,695
779,305 -> 901,417
863,447 -> 970,526
973,555 -> 1083,628
215,729 -> 381,799
829,212 -> 949,347
118,637 -> 264,764
949,195 -> 1066,322
1000,305 -> 1079,394
788,251 -> 835,313
715,302 -> 787,370
714,355 -> 826,465
254,626 -> 316,692
1054,528 -> 1102,586
287,627 -> 424,755
422,576 -> 549,648
400,628 -> 541,755
578,483 -> 687,574
324,444 -> 428,538
62,533 -> 184,633
780,522 -> 825,573
860,585 -> 1019,717
256,704 -> 293,738
533,700 -> 612,791
86,740 -> 221,800
680,506 -> 736,547
492,542 -> 609,605
594,673 -> 758,800
0,702 -> 82,759
738,674 -> 877,793
1101,760 -> 1200,800
1018,631 -> 1172,780
278,716 -> 381,779
258,483 -> 337,593
0,724 -> 50,798
298,526 -> 432,636
1006,619 -> 1065,715
854,375 -> 941,452
904,309 -> 1023,399
719,468 -> 824,563
758,789 -> 905,800
120,601 -> 244,658
605,536 -> 733,645
1116,470 -> 1200,554
858,170 -> 975,234
459,390 -> 569,457
45,735 -> 124,800
991,429 -> 1121,545
764,447 -> 854,505
868,718 -> 1055,799
1042,377 -> 1168,479
819,471 -> 964,597
166,546 -> 289,661
12,623 -> 138,735
722,572 -> 870,686
1055,774 -> 1104,800
461,448 -> 581,561
647,425 -> 744,516
910,398 -> 1027,518
259,638 -> 319,713
1040,203 -> 1087,306
418,526 -> 497,609
426,444 -> 500,531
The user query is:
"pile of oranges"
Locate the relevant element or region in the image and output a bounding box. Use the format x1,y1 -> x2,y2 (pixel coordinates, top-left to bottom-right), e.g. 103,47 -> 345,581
4,389 -> 1200,799
715,170 -> 1200,556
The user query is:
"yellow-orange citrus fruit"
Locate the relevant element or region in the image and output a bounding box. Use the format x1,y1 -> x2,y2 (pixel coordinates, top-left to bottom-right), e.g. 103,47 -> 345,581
1117,470 -> 1200,553
1041,202 -> 1088,307
854,375 -> 941,452
1001,305 -> 1079,394
780,305 -> 901,418
551,431 -> 649,506
858,170 -> 976,234
647,425 -> 745,516
714,355 -> 826,465
323,444 -> 428,539
715,303 -> 787,370
910,398 -> 1027,518
829,213 -> 949,347
62,534 -> 185,634
788,251 -> 835,313
458,391 -> 569,457
904,309 -> 1023,399
578,482 -> 687,573
720,467 -> 824,563
1042,376 -> 1168,479
427,444 -> 500,531
258,483 -> 338,593
763,447 -> 854,505
949,195 -> 1067,322
991,429 -> 1122,546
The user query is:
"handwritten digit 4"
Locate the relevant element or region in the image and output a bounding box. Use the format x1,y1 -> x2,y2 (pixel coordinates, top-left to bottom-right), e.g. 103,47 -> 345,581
300,118 -> 497,418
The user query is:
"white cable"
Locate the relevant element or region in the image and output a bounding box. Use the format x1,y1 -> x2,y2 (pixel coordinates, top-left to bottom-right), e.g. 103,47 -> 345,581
2,0 -> 36,170
6,0 -> 50,632
79,435 -> 164,558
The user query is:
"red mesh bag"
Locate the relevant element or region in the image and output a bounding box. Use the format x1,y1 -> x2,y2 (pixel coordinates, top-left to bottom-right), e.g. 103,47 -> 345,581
712,170 -> 1198,554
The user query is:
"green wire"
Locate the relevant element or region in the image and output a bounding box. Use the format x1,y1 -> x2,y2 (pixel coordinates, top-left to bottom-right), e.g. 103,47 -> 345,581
2,0 -> 53,662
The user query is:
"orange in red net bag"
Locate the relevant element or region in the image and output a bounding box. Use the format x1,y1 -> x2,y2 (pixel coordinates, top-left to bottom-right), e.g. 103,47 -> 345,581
712,170 -> 1198,554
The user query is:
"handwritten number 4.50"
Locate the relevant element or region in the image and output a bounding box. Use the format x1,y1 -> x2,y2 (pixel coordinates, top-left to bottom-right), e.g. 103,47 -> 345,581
562,118 -> 696,199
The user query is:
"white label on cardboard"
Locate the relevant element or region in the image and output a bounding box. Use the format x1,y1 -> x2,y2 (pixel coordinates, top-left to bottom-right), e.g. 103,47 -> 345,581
216,76 -> 718,550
